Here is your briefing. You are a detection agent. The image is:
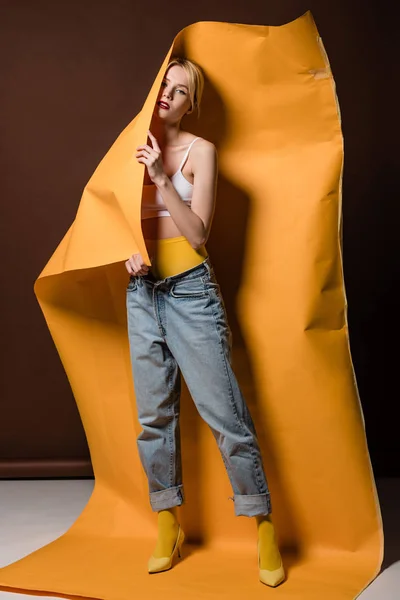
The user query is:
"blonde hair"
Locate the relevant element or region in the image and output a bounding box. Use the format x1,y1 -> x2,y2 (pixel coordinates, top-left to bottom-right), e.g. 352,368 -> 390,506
165,56 -> 205,118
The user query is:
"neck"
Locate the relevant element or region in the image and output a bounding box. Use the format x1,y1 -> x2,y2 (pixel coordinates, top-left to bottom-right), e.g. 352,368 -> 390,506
149,117 -> 184,150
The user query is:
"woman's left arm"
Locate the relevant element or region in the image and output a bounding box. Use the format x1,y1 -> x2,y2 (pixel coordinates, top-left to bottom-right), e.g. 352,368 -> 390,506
140,133 -> 218,249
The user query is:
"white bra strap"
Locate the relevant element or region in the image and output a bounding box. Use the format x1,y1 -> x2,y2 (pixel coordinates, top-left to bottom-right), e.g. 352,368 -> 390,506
178,137 -> 201,172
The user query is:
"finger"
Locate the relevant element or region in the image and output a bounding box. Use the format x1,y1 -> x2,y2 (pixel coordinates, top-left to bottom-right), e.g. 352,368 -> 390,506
128,256 -> 149,276
136,149 -> 156,161
127,257 -> 139,275
147,130 -> 161,152
125,259 -> 135,275
137,260 -> 149,275
136,156 -> 150,165
137,144 -> 158,155
135,148 -> 153,158
135,256 -> 149,276
132,256 -> 149,276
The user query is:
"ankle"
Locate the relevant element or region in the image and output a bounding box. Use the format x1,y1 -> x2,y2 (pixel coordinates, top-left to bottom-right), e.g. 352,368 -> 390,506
158,507 -> 179,525
152,508 -> 180,558
157,508 -> 180,534
256,513 -> 272,523
256,514 -> 273,532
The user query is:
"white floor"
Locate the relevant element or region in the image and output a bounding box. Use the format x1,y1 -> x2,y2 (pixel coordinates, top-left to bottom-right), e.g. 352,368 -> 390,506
0,477 -> 398,599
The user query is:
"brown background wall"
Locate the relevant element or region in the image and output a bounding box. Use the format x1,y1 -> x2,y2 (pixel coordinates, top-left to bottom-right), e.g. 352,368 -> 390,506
0,1 -> 398,477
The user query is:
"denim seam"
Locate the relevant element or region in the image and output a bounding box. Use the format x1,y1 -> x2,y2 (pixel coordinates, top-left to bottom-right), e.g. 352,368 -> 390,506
200,282 -> 236,486
150,484 -> 183,497
166,350 -> 182,492
150,484 -> 184,509
233,493 -> 272,516
207,286 -> 267,495
152,284 -> 167,340
234,492 -> 271,502
166,352 -> 174,488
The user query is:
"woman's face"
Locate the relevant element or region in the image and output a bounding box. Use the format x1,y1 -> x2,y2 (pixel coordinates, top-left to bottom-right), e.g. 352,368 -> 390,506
153,65 -> 192,122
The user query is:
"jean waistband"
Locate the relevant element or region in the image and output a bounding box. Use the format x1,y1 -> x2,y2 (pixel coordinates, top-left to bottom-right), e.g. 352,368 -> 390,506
141,255 -> 212,285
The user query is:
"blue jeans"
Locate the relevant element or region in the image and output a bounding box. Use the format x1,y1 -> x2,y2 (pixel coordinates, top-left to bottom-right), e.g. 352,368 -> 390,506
126,256 -> 272,517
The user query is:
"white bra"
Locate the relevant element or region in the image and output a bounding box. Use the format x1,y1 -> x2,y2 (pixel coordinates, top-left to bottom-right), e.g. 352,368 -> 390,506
141,137 -> 201,219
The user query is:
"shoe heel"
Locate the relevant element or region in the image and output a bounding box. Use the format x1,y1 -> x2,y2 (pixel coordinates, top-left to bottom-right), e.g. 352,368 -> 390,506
177,527 -> 185,558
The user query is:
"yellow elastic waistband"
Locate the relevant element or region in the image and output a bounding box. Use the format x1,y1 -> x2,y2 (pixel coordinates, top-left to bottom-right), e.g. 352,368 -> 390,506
154,235 -> 187,244
148,236 -> 208,279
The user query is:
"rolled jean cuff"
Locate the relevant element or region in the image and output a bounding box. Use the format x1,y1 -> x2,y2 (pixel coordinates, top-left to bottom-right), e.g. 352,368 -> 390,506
229,492 -> 272,517
150,485 -> 185,512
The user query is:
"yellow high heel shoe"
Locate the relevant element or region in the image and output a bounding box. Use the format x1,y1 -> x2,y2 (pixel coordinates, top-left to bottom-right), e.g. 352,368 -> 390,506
148,525 -> 185,574
257,539 -> 286,587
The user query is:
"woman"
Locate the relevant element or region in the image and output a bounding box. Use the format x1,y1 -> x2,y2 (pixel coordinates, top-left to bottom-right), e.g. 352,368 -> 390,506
124,57 -> 285,587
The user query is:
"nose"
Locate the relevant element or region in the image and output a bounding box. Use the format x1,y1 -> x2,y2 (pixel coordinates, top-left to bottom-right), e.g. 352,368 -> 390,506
162,87 -> 172,100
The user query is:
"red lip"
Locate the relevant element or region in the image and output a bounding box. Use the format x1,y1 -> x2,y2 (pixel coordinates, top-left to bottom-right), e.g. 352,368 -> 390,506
158,101 -> 170,109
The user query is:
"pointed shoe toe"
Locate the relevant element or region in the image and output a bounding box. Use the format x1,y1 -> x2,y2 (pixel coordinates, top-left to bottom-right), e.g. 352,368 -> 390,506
258,540 -> 286,587
148,526 -> 185,574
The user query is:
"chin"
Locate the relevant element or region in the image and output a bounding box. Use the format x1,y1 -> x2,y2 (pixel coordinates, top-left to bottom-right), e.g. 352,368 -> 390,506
153,106 -> 171,119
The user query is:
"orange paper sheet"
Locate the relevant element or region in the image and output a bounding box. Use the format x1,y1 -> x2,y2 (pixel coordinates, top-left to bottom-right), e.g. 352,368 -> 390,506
0,11 -> 383,600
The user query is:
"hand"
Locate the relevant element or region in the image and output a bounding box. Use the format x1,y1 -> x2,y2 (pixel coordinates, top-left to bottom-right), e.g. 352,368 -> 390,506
135,130 -> 166,185
125,252 -> 149,276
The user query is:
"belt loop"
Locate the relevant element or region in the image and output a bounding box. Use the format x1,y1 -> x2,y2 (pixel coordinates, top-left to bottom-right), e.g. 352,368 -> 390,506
204,256 -> 212,276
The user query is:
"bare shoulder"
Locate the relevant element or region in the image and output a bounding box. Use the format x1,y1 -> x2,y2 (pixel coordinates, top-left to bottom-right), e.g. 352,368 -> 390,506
192,136 -> 216,152
190,137 -> 217,167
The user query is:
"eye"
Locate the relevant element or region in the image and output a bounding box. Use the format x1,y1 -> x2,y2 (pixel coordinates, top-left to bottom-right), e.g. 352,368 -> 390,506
160,81 -> 186,95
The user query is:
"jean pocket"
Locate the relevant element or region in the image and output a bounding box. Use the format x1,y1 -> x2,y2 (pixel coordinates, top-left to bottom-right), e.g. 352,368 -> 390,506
203,270 -> 222,295
170,276 -> 207,298
127,276 -> 138,292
